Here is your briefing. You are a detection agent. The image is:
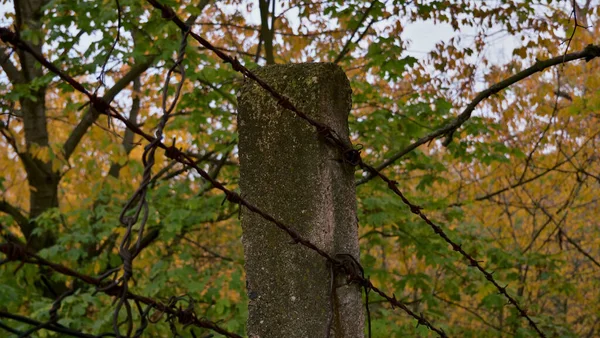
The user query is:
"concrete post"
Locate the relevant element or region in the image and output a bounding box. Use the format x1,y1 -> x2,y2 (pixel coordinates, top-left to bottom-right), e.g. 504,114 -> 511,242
238,63 -> 364,338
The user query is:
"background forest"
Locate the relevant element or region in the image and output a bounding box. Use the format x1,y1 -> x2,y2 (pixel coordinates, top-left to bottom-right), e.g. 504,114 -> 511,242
0,0 -> 599,337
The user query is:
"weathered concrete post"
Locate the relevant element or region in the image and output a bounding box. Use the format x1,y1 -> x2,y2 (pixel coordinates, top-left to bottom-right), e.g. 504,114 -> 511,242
238,63 -> 364,338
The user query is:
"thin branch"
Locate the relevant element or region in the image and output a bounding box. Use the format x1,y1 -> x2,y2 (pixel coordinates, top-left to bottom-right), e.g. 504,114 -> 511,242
333,0 -> 377,64
0,242 -> 242,338
0,199 -> 28,229
516,90 -> 561,183
108,76 -> 142,178
198,46 -> 261,59
449,129 -> 600,208
181,236 -> 234,262
62,55 -> 156,161
0,310 -> 107,338
433,294 -> 512,335
0,45 -> 23,84
450,158 -> 569,207
197,77 -> 237,107
357,44 -> 600,185
527,191 -> 600,269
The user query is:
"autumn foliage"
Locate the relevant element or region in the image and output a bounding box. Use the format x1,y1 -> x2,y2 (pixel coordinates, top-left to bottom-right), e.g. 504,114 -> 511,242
1,0 -> 599,337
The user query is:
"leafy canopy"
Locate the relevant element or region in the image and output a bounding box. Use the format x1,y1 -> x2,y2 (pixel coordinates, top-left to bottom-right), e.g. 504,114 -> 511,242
0,0 -> 599,337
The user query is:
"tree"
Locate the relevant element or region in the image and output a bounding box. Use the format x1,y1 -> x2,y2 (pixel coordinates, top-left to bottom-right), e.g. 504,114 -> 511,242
0,0 -> 599,337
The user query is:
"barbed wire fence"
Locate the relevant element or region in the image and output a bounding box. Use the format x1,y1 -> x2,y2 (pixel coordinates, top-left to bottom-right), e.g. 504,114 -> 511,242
0,1 -> 599,337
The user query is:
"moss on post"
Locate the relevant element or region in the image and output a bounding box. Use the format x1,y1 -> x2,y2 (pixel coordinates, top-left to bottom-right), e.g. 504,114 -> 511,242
238,63 -> 364,338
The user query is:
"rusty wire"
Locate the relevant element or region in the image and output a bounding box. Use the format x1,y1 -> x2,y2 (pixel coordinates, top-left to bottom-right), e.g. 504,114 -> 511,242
0,309 -> 115,337
13,15 -> 600,336
111,27 -> 190,337
0,26 -> 448,336
333,253 -> 371,338
14,286 -> 76,338
0,242 -> 241,338
137,2 -> 600,336
4,6 -> 598,335
146,4 -> 600,336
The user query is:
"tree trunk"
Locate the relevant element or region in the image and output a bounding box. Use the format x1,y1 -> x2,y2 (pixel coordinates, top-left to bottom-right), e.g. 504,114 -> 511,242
259,0 -> 275,64
14,0 -> 60,251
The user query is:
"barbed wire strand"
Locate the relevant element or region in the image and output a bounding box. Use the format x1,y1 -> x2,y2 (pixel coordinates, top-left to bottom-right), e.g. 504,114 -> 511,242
0,26 -> 447,336
5,7 -> 600,334
112,28 -> 190,337
0,242 -> 241,338
0,309 -> 115,338
138,3 -> 600,336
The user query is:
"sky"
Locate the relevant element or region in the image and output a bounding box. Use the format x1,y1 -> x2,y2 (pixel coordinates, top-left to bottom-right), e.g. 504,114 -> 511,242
0,1 -> 520,63
0,0 -> 526,130
0,0 -> 524,132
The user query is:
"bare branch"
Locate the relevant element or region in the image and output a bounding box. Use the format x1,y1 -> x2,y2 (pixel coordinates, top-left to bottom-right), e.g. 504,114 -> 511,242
449,129 -> 600,207
108,76 -> 142,178
0,310 -> 103,338
0,199 -> 28,229
357,44 -> 600,185
433,294 -> 512,335
181,235 -> 234,262
0,121 -> 46,181
197,76 -> 237,107
62,55 -> 156,161
333,0 -> 377,64
0,45 -> 23,84
0,242 -> 242,338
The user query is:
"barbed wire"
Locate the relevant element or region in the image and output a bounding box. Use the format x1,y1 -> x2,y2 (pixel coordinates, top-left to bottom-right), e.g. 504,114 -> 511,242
0,26 -> 446,336
0,242 -> 242,338
1,2 -> 598,336
107,26 -> 190,338
0,309 -> 115,338
12,285 -> 77,338
141,2 -> 600,336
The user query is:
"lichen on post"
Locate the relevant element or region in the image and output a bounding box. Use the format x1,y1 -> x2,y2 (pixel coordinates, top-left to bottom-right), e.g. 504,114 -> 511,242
238,63 -> 364,338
